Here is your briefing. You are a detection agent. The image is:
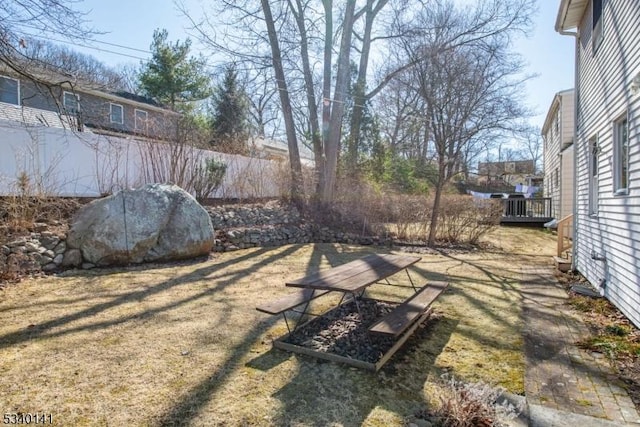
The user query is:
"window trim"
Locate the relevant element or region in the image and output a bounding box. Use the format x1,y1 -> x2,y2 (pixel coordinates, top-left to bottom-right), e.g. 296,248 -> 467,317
592,0 -> 604,53
63,91 -> 80,114
0,75 -> 20,106
134,108 -> 148,131
613,112 -> 629,196
109,103 -> 124,124
589,135 -> 599,216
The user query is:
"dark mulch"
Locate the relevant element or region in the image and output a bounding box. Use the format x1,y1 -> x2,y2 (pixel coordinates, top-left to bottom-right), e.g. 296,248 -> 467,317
284,299 -> 400,363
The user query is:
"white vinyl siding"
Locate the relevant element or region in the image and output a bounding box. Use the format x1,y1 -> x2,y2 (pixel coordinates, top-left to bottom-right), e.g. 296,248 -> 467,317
573,0 -> 640,327
110,103 -> 123,124
0,76 -> 20,105
543,90 -> 575,219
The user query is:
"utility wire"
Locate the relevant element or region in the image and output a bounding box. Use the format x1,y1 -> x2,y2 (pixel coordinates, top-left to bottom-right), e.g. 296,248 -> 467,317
16,22 -> 153,55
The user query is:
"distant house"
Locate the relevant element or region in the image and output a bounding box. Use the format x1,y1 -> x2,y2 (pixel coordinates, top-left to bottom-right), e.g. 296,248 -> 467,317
477,160 -> 537,187
542,89 -> 575,220
557,0 -> 640,325
0,68 -> 179,140
250,137 -> 315,166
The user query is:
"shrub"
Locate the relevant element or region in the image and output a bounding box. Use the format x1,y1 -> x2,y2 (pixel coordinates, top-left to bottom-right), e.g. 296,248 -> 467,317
192,158 -> 227,203
437,196 -> 502,244
315,179 -> 430,238
416,374 -> 522,427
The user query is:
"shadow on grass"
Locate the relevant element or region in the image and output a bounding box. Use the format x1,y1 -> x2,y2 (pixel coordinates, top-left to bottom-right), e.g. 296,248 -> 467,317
0,245 -> 304,349
269,315 -> 458,426
155,243 -> 376,426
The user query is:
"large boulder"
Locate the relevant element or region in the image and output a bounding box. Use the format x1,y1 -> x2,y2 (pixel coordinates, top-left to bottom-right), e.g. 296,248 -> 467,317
67,184 -> 214,266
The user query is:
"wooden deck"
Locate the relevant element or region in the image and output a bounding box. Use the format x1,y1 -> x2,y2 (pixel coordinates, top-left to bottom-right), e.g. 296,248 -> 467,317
499,197 -> 553,227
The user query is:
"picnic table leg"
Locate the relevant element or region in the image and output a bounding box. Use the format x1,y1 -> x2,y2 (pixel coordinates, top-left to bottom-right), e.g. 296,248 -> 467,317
352,292 -> 364,319
405,269 -> 417,292
282,313 -> 293,335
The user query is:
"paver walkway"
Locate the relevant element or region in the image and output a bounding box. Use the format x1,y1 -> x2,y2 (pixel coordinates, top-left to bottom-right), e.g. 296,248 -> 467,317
522,264 -> 640,425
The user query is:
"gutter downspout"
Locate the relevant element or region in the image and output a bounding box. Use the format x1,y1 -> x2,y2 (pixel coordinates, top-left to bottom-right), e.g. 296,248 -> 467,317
558,27 -> 579,272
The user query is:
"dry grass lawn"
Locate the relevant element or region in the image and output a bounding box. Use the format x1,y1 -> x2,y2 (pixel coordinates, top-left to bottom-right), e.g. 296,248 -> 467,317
0,227 -> 556,426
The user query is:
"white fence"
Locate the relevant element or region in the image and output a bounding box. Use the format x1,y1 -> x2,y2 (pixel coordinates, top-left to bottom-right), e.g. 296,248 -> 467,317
0,120 -> 286,199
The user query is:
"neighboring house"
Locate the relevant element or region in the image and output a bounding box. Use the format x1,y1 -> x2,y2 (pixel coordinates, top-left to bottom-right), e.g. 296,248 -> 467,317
0,69 -> 179,140
557,0 -> 640,326
250,137 -> 315,166
542,89 -> 575,219
477,160 -> 537,187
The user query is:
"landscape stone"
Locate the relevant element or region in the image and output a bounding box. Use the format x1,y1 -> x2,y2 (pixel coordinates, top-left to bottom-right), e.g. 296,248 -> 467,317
62,249 -> 83,267
33,222 -> 48,232
24,242 -> 40,253
42,263 -> 58,272
53,241 -> 67,255
53,254 -> 64,265
40,235 -> 60,250
66,183 -> 214,266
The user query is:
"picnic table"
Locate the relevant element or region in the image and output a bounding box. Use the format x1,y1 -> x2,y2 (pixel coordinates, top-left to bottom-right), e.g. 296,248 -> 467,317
256,253 -> 448,371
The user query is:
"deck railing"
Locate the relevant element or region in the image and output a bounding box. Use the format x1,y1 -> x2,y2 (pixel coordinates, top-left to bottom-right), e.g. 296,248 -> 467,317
557,214 -> 574,257
500,197 -> 552,219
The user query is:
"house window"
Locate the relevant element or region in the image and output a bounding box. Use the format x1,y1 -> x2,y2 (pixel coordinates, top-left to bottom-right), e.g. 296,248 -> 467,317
613,113 -> 629,195
135,109 -> 148,131
63,91 -> 80,114
0,76 -> 20,105
589,135 -> 599,215
554,168 -> 559,189
110,103 -> 123,124
593,0 -> 604,52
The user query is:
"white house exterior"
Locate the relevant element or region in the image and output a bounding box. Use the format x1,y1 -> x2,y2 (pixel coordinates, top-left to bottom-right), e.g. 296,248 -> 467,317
557,0 -> 640,326
542,89 -> 575,219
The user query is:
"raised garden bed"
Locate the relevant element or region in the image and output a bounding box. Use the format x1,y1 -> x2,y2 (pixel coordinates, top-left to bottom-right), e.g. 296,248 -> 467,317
275,298 -> 433,371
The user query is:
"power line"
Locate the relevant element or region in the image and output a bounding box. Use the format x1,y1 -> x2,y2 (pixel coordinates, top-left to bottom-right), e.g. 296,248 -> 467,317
16,23 -> 153,55
16,31 -> 150,62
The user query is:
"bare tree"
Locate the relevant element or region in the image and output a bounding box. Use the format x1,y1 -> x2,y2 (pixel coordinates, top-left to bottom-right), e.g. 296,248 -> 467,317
518,125 -> 543,173
183,0 -> 534,207
0,0 -> 97,97
260,0 -> 304,204
397,1 -> 532,246
243,69 -> 281,139
19,39 -> 125,90
183,0 -> 360,203
346,0 -> 536,171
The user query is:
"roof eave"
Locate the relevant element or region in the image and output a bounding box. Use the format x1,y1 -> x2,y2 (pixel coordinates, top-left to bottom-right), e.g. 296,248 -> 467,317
555,0 -> 589,33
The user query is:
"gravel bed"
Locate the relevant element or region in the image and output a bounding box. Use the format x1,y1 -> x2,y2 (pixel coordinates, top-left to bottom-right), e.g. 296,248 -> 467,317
284,299 -> 399,363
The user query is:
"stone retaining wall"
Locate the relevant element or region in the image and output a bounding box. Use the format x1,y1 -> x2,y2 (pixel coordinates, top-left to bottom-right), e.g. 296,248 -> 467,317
1,201 -> 391,276
208,201 -> 391,252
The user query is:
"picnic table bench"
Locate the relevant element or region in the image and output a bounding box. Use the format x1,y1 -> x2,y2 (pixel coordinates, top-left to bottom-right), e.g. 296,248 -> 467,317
369,281 -> 449,337
255,253 -> 448,371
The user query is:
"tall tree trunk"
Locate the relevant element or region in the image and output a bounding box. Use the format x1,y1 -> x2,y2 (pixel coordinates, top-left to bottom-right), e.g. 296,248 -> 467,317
321,0 -> 333,202
290,0 -> 325,198
261,0 -> 303,204
427,163 -> 446,247
346,0 -> 388,173
323,0 -> 357,203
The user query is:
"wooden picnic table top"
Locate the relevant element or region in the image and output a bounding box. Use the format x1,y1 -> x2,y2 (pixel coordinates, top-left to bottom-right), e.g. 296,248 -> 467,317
285,253 -> 421,293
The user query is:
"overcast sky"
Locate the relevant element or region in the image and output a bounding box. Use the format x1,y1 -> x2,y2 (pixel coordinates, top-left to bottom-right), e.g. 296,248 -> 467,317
30,0 -> 576,132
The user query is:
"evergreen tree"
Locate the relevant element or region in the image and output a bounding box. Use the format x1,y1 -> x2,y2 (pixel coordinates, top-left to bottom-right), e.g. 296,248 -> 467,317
139,29 -> 210,111
210,64 -> 248,153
